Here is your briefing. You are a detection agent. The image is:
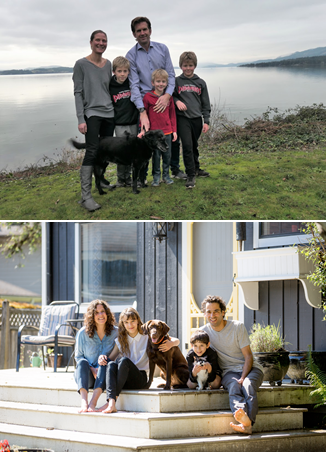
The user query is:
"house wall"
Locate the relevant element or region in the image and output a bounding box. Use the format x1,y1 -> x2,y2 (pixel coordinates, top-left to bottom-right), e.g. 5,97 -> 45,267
193,222 -> 233,306
0,240 -> 41,300
136,222 -> 182,339
243,222 -> 326,351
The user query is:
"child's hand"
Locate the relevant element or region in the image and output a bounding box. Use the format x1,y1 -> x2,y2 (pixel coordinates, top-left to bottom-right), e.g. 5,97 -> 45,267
172,132 -> 177,142
202,123 -> 209,133
158,339 -> 174,352
176,100 -> 187,111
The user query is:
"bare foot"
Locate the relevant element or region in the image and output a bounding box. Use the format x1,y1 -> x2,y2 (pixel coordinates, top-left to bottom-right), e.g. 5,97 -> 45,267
78,400 -> 88,413
96,402 -> 108,412
102,399 -> 117,414
87,402 -> 97,412
234,408 -> 251,427
230,422 -> 252,434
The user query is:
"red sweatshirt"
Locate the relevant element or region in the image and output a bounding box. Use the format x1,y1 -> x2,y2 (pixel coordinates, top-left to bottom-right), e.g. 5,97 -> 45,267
143,91 -> 177,134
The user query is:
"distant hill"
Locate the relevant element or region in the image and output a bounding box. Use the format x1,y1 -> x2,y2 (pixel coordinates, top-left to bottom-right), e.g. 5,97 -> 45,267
241,46 -> 326,66
240,55 -> 326,68
0,66 -> 73,75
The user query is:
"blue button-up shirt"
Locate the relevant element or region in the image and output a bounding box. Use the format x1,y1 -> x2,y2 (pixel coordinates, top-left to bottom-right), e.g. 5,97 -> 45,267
126,41 -> 175,109
75,325 -> 118,368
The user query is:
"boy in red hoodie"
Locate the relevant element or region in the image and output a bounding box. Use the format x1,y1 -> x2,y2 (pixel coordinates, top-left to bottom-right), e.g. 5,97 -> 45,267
143,69 -> 177,186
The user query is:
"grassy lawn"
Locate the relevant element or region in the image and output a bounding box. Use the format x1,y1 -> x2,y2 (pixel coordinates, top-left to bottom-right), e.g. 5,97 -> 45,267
1,105 -> 326,220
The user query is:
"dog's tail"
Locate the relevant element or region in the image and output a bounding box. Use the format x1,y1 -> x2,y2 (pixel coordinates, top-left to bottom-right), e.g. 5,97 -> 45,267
69,138 -> 86,150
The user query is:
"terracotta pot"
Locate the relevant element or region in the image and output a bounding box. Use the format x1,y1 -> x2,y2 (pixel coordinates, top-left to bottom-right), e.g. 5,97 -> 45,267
254,351 -> 290,386
47,353 -> 63,368
288,350 -> 326,384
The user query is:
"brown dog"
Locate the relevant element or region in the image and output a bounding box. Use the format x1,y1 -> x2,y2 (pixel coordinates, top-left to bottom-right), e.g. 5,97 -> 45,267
141,320 -> 189,390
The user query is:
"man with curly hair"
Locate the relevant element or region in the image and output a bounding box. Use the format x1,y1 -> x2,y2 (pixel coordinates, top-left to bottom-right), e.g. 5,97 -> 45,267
74,300 -> 118,412
201,295 -> 264,434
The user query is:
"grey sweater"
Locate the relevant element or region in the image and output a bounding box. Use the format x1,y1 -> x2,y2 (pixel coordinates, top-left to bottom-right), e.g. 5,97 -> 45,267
73,57 -> 114,124
173,73 -> 211,124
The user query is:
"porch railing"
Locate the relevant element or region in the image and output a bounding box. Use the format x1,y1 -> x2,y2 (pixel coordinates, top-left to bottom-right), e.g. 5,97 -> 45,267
0,301 -> 41,369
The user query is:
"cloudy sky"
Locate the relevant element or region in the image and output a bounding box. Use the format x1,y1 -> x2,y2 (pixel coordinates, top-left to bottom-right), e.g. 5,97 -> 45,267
1,0 -> 326,70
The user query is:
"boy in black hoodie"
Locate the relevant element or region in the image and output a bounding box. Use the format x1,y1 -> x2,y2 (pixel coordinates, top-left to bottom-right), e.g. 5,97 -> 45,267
110,56 -> 139,187
173,51 -> 211,189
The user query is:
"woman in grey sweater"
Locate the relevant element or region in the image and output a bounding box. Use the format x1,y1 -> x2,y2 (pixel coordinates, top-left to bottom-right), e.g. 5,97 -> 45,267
73,30 -> 115,212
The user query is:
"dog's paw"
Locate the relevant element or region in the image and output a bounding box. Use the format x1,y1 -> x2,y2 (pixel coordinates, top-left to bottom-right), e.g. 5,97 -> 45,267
133,190 -> 140,195
163,385 -> 171,391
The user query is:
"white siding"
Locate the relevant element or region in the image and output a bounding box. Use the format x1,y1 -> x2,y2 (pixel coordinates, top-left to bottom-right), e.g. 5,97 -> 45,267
193,222 -> 233,306
0,243 -> 41,298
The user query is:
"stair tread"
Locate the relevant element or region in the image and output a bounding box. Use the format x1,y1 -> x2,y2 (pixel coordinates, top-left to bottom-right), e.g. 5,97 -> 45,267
1,422 -> 326,448
0,400 -> 308,418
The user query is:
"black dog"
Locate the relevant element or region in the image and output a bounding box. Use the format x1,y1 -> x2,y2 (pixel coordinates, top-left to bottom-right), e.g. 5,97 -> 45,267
70,130 -> 168,195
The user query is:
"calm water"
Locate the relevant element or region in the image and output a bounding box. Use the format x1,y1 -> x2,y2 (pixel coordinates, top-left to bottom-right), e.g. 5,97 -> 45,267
1,67 -> 326,171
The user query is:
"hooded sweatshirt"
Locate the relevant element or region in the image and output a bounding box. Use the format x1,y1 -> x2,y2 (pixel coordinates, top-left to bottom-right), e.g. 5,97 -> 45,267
173,73 -> 211,124
143,90 -> 177,134
109,76 -> 138,126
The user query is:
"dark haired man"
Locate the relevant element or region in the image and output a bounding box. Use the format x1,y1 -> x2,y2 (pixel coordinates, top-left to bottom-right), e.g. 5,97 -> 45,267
201,295 -> 264,434
126,16 -> 186,179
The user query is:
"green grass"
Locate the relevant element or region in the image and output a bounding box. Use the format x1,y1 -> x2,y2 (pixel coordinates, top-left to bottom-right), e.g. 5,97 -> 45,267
1,104 -> 326,220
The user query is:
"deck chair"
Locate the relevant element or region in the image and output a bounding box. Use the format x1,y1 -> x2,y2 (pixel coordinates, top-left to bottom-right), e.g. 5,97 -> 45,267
16,301 -> 80,372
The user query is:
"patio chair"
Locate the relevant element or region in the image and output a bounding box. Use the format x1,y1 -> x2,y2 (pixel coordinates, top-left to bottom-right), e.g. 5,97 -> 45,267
16,301 -> 80,372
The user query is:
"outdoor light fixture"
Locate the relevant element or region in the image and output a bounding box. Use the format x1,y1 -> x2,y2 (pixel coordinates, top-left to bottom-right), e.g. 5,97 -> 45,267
152,222 -> 174,242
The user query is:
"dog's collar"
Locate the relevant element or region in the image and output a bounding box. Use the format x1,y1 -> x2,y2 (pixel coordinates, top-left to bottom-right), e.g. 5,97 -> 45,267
152,335 -> 167,345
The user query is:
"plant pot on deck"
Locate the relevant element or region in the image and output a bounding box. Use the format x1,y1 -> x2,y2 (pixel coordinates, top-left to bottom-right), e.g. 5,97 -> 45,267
288,350 -> 326,384
254,350 -> 290,386
47,353 -> 63,368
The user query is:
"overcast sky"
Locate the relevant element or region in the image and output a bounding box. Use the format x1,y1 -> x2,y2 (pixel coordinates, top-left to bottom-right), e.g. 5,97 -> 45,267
1,0 -> 326,70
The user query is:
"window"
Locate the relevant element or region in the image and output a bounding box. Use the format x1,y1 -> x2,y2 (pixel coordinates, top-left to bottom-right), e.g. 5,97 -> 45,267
78,223 -> 137,308
253,222 -> 309,248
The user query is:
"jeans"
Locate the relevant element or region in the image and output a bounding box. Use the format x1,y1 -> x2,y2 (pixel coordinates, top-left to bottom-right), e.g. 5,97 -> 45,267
221,367 -> 264,425
152,133 -> 172,181
115,124 -> 138,181
82,116 -> 115,166
106,357 -> 148,401
74,357 -> 107,393
170,136 -> 181,173
177,116 -> 202,177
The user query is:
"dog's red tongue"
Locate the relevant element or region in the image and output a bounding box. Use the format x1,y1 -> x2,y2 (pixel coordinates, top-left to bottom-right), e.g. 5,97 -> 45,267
151,337 -> 158,343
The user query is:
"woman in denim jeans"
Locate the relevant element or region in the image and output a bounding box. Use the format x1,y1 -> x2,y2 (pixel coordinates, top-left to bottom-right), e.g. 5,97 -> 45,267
74,300 -> 117,413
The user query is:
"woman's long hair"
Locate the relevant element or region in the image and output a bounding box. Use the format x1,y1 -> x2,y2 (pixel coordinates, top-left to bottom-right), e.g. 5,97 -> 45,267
118,307 -> 143,356
84,299 -> 116,338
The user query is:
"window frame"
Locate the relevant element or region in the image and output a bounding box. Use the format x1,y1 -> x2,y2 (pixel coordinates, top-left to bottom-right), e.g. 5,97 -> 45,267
253,222 -> 311,249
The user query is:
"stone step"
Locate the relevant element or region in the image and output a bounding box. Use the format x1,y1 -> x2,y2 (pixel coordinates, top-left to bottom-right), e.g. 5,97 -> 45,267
0,401 -> 307,438
1,423 -> 326,452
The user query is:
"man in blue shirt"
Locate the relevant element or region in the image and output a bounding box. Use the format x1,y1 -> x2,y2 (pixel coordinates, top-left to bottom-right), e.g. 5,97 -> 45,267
126,16 -> 186,179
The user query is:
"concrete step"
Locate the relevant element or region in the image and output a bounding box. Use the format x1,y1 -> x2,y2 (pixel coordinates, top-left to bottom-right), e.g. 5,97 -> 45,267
0,401 -> 307,438
1,423 -> 326,452
0,368 -> 317,413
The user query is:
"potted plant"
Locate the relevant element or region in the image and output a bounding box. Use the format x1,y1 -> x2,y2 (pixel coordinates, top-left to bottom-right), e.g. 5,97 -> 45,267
249,322 -> 290,386
46,348 -> 63,368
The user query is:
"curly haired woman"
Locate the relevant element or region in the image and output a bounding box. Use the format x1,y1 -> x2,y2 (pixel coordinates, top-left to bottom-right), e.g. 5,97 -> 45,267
97,307 -> 180,414
74,299 -> 117,412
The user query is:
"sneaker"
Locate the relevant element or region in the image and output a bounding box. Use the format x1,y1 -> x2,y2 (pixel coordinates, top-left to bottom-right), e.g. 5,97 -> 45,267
152,179 -> 160,187
185,176 -> 196,189
196,169 -> 210,177
116,180 -> 125,188
172,170 -> 187,179
163,177 -> 174,185
125,177 -> 132,187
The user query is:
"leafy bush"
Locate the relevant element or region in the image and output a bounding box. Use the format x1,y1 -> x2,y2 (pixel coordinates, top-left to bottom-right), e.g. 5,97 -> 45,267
306,346 -> 326,408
